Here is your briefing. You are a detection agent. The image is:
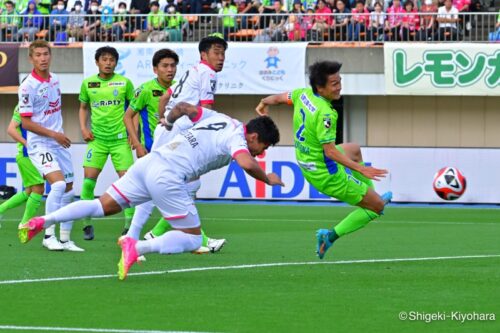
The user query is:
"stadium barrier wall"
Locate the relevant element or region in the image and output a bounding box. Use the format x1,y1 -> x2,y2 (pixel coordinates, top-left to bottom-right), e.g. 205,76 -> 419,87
0,143 -> 499,203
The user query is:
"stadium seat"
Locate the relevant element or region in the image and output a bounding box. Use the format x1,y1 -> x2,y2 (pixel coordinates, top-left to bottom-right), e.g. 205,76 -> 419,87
36,30 -> 48,39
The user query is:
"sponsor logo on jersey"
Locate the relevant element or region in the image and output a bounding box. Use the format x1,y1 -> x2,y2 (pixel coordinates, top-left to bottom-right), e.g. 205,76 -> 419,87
22,94 -> 29,104
91,100 -> 122,107
108,82 -> 126,87
38,87 -> 48,95
49,99 -> 60,108
152,90 -> 163,97
88,82 -> 101,88
300,93 -> 316,113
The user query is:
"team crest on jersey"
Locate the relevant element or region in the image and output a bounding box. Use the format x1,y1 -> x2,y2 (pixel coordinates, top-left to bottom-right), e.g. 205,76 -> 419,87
323,117 -> 331,129
113,89 -> 119,97
22,94 -> 29,104
210,80 -> 216,92
88,82 -> 101,88
134,88 -> 142,98
152,90 -> 163,97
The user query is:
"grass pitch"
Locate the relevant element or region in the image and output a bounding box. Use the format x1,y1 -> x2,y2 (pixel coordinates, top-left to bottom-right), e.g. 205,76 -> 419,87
0,202 -> 499,333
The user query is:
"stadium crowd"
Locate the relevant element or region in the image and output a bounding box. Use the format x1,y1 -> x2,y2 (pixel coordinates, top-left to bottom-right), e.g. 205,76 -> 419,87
0,0 -> 498,42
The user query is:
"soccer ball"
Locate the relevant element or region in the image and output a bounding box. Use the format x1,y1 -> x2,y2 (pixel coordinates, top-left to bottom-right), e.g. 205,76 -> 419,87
433,167 -> 466,200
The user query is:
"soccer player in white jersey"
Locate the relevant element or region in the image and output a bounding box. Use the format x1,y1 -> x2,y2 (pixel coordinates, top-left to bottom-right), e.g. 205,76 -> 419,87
17,41 -> 83,252
133,35 -> 228,253
19,102 -> 283,280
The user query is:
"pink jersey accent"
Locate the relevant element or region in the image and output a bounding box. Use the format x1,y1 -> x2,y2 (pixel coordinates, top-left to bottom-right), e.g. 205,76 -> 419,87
191,107 -> 204,123
112,184 -> 131,204
232,149 -> 250,159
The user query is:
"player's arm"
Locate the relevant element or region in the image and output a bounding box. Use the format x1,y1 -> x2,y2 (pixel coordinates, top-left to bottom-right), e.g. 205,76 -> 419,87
234,152 -> 284,186
164,102 -> 201,130
323,143 -> 387,181
256,92 -> 289,116
7,120 -> 27,147
158,90 -> 172,120
21,116 -> 71,148
124,106 -> 147,158
79,102 -> 94,142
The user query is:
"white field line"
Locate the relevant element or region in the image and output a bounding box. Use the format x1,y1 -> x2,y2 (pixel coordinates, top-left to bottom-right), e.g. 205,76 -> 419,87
0,325 -> 213,333
2,217 -> 499,226
0,254 -> 499,286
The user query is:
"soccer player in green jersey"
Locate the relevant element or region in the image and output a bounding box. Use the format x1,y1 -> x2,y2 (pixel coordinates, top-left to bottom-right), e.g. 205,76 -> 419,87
0,106 -> 44,228
256,61 -> 392,259
123,48 -> 178,157
79,46 -> 135,240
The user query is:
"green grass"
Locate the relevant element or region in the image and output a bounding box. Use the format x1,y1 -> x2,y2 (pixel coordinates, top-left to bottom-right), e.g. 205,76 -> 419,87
0,202 -> 499,333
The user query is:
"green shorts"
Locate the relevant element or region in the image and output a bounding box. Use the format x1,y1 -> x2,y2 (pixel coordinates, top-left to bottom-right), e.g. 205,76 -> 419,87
16,155 -> 44,188
303,146 -> 368,206
83,138 -> 134,172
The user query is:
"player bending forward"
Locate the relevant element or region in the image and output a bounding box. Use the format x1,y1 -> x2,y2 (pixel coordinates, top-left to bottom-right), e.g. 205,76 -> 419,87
256,60 -> 392,259
19,102 -> 283,280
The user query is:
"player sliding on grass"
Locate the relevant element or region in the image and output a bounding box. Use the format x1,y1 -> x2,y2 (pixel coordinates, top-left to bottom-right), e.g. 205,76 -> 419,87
256,60 -> 392,259
19,102 -> 284,280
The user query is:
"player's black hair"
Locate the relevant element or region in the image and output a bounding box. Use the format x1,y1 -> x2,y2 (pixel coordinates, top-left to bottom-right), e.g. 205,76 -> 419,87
4,0 -> 14,5
95,46 -> 119,62
152,49 -> 179,67
198,36 -> 228,54
246,116 -> 280,146
309,61 -> 342,94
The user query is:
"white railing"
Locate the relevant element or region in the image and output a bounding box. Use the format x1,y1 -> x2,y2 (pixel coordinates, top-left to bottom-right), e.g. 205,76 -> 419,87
0,12 -> 498,43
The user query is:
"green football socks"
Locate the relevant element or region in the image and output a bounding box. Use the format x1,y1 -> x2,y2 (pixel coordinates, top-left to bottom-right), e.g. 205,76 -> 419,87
333,207 -> 380,239
21,192 -> 42,224
0,191 -> 29,215
151,217 -> 209,246
124,207 -> 135,229
80,178 -> 96,227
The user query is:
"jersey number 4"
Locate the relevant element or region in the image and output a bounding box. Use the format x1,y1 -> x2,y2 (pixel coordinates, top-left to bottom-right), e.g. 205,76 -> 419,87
295,108 -> 306,142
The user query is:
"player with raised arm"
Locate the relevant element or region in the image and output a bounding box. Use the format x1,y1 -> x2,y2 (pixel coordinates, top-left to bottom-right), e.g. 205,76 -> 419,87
0,105 -> 44,229
19,102 -> 284,280
18,41 -> 82,252
79,46 -> 135,240
256,61 -> 392,259
133,36 -> 228,253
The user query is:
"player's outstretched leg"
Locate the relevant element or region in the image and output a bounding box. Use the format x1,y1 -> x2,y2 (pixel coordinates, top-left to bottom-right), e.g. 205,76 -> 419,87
81,177 -> 97,240
316,189 -> 391,259
118,229 -> 202,280
19,198 -> 110,243
0,191 -> 29,226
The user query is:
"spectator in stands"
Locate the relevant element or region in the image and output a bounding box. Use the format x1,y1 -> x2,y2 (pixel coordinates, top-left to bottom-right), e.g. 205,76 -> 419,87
368,1 -> 385,40
256,0 -> 287,41
68,0 -> 85,40
145,1 -> 166,41
0,1 -> 19,41
436,0 -> 458,40
99,2 -> 114,40
130,0 -> 150,32
417,0 -> 436,40
37,0 -> 52,27
165,5 -> 183,40
401,0 -> 419,40
219,0 -> 238,39
17,0 -> 43,41
239,0 -> 258,29
365,0 -> 378,11
385,0 -> 404,40
302,6 -> 315,32
312,0 -> 332,35
331,0 -> 350,41
112,1 -> 129,40
348,0 -> 369,40
49,0 -> 69,41
285,14 -> 304,40
290,0 -> 304,13
83,0 -> 102,11
84,0 -> 101,41
453,0 -> 470,34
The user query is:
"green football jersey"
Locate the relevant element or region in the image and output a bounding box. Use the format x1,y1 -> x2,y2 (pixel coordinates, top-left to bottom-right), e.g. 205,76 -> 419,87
289,87 -> 339,184
79,73 -> 134,141
11,105 -> 27,157
130,78 -> 173,152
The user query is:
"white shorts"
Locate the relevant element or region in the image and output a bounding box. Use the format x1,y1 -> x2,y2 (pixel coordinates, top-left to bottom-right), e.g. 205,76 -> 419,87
29,144 -> 74,182
107,152 -> 199,228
